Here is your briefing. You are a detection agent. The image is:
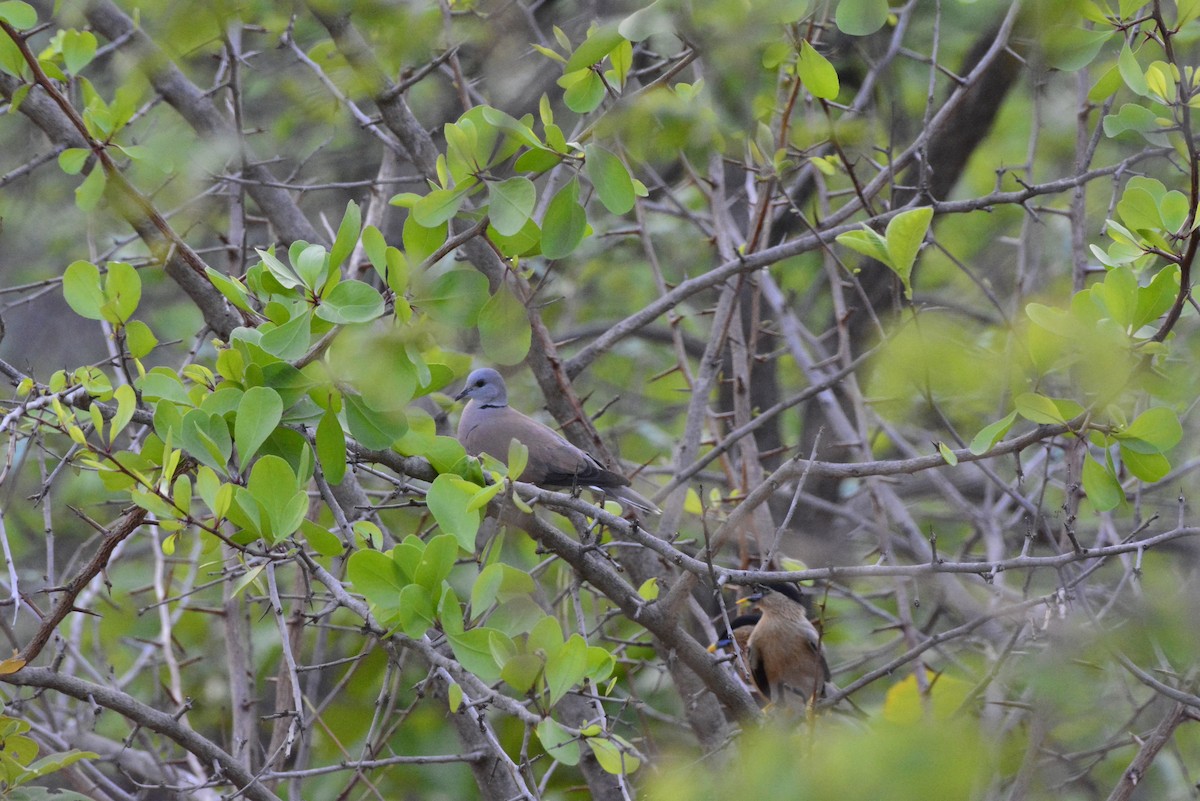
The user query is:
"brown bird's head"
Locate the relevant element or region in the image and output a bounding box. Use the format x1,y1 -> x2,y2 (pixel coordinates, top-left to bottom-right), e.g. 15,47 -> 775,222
739,583 -> 810,614
707,612 -> 761,653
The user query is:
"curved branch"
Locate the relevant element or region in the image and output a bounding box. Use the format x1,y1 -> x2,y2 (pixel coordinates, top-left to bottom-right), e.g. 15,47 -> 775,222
2,667 -> 283,801
19,506 -> 147,665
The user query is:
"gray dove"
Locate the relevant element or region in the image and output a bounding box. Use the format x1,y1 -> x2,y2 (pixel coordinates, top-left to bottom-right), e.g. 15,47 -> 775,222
454,368 -> 659,515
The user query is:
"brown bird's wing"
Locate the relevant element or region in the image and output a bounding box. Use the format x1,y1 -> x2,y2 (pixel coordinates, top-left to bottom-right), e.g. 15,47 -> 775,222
748,647 -> 772,701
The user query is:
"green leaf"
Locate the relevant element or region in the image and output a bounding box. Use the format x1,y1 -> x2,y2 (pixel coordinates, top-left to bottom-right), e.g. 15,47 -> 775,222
447,682 -> 463,713
58,147 -> 89,175
426,474 -> 482,551
480,106 -> 545,150
0,2 -> 37,29
610,38 -> 632,83
969,411 -> 1018,455
172,475 -> 192,519
246,455 -> 307,541
587,737 -> 640,775
101,262 -> 141,324
541,178 -> 587,259
477,287 -> 531,366
75,164 -> 107,211
402,213 -> 448,265
329,200 -> 361,270
129,487 -> 176,519
637,577 -> 659,601
466,481 -> 504,512
501,652 -> 545,694
487,176 -> 537,236
884,206 -> 933,299
1179,0 -> 1200,25
1145,62 -> 1175,104
316,280 -> 384,324
1121,447 -> 1170,482
471,562 -> 506,612
140,371 -> 193,406
834,0 -> 888,35
416,269 -> 490,326
300,519 -> 344,557
563,24 -> 625,73
545,634 -> 588,706
1088,64 -> 1123,102
1132,265 -> 1180,330
1117,43 -> 1148,97
195,465 -> 221,516
25,750 -> 99,784
234,386 -> 283,467
63,260 -> 104,320
529,613 -> 565,655
937,442 -> 958,466
618,0 -> 670,42
507,439 -> 529,484
488,216 -> 543,258
1103,103 -> 1165,141
293,243 -> 329,290
205,268 -> 255,314
256,247 -> 302,289
836,227 -> 890,266
62,29 -> 97,74
448,628 -> 508,685
315,410 -> 347,485
1159,189 -> 1190,233
397,583 -> 435,637
361,225 -> 387,275
414,533 -> 459,595
259,311 -> 312,361
515,147 -> 563,174
1116,185 -> 1163,232
413,187 -> 466,227
1091,265 -> 1138,328
180,410 -> 233,474
532,42 -> 567,64
125,320 -> 158,359
1046,26 -> 1114,71
584,145 -> 635,215
1117,407 -> 1182,453
343,392 -> 406,450
109,384 -> 136,444
561,69 -> 606,113
584,645 -> 615,682
796,40 -> 839,99
537,718 -> 581,766
348,549 -> 407,624
1082,454 -> 1123,512
1014,393 -> 1066,425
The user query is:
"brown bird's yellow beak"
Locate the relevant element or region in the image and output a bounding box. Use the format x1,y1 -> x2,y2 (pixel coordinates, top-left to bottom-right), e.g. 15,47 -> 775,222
735,593 -> 763,608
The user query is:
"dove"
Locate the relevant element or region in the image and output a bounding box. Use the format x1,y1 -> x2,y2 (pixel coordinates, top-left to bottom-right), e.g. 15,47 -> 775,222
454,368 -> 659,515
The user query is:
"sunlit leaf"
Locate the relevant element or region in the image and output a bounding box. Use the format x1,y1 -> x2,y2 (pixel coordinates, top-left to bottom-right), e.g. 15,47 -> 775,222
834,0 -> 888,35
796,40 -> 839,99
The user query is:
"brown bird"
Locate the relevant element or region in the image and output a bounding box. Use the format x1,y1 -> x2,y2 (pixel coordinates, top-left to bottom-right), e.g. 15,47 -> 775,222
454,368 -> 659,514
741,584 -> 830,708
